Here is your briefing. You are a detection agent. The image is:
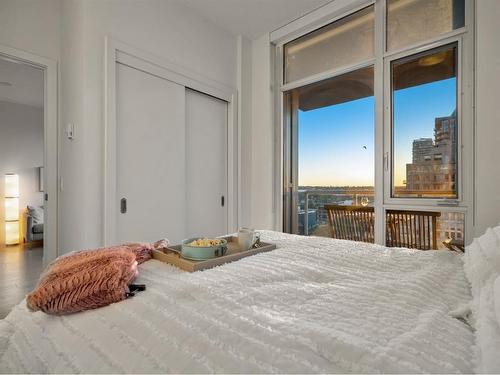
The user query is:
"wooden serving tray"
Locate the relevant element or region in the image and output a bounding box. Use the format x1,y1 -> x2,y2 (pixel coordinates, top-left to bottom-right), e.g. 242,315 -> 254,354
152,235 -> 276,272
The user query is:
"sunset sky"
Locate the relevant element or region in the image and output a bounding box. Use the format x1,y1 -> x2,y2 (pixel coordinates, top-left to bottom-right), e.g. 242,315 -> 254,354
298,78 -> 456,187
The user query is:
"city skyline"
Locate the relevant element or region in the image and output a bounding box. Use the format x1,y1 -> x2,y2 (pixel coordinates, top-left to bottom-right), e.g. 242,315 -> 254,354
298,78 -> 456,187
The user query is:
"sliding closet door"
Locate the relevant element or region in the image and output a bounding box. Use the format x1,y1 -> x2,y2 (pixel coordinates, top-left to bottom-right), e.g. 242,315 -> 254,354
185,89 -> 228,237
116,63 -> 186,243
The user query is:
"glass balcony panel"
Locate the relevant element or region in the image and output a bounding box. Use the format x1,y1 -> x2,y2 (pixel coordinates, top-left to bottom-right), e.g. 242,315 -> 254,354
299,190 -> 375,238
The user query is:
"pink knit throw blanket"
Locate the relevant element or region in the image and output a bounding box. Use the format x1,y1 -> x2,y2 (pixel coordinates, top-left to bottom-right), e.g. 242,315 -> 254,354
26,242 -> 157,315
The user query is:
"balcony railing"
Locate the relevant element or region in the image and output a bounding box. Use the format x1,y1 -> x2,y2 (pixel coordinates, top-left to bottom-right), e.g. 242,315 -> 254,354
299,189 -> 464,250
302,189 -> 374,236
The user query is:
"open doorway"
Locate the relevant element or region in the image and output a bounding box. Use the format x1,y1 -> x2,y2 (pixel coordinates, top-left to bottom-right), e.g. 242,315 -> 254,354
0,58 -> 44,246
283,66 -> 375,238
0,47 -> 58,318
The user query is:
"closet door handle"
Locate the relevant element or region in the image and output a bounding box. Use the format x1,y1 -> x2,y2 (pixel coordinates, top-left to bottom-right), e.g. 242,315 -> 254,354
120,198 -> 127,214
221,196 -> 225,207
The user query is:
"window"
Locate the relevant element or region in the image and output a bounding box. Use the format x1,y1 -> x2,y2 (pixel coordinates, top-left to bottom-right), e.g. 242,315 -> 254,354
284,66 -> 375,236
284,6 -> 374,84
279,0 -> 471,247
387,0 -> 465,51
391,44 -> 458,199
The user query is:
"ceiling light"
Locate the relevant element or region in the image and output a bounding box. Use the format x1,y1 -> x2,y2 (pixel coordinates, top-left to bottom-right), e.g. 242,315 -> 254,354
418,51 -> 447,67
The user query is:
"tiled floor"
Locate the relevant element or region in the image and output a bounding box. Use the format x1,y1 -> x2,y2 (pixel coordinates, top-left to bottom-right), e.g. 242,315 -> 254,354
0,244 -> 43,319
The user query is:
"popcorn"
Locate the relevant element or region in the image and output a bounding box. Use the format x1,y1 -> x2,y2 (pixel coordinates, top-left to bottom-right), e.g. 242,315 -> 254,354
187,238 -> 223,247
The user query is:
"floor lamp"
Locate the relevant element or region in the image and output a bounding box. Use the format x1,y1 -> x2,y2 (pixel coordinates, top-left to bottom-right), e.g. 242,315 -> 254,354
5,174 -> 19,246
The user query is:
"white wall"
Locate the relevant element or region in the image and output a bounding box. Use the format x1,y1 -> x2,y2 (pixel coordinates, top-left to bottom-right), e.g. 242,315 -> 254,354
59,0 -> 86,251
0,101 -> 44,245
59,0 -> 239,252
237,35 -> 253,227
0,0 -> 240,254
249,34 -> 275,230
474,0 -> 500,236
0,0 -> 60,62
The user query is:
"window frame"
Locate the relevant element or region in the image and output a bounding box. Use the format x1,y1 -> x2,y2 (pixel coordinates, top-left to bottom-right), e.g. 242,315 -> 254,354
281,64 -> 376,235
385,0 -> 466,53
273,0 -> 474,246
384,38 -> 462,205
282,4 -> 376,85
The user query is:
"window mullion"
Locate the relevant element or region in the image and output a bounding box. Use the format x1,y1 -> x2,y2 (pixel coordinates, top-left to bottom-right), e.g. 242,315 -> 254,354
374,0 -> 386,245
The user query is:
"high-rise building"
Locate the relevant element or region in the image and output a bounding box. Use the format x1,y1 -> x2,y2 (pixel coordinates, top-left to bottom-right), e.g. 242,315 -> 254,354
411,138 -> 434,163
405,111 -> 456,196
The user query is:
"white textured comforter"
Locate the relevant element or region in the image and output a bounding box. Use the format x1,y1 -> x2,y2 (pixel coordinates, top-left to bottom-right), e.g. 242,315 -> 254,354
0,231 -> 474,373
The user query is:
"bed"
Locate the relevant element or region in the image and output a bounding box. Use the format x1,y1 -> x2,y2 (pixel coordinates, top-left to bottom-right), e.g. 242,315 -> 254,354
0,231 -> 478,373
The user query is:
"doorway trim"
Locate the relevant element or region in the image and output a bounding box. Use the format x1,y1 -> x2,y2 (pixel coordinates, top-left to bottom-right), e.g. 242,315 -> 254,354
103,37 -> 239,245
0,44 -> 59,264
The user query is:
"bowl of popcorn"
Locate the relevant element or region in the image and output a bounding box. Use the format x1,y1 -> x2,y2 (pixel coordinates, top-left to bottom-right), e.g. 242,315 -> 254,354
180,237 -> 228,260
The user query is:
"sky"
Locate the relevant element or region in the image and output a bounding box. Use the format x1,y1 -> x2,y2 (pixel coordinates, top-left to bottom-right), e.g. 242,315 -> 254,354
298,78 -> 456,187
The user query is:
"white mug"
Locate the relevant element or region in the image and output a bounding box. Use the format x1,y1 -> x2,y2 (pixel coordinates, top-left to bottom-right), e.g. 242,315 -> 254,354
238,227 -> 260,250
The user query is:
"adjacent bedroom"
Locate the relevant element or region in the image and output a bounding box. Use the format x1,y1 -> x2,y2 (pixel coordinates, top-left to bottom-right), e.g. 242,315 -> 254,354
1,0 -> 500,374
0,56 -> 45,319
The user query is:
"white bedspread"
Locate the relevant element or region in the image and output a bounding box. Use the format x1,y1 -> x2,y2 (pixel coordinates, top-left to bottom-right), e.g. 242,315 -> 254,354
0,231 -> 474,373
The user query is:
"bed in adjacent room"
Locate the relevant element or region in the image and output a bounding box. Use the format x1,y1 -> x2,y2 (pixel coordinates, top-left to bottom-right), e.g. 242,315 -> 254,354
0,230 -> 487,373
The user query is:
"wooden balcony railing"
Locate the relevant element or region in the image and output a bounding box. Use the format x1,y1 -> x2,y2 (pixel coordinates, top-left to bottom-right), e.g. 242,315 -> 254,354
324,205 -> 441,250
324,205 -> 375,243
385,209 -> 440,250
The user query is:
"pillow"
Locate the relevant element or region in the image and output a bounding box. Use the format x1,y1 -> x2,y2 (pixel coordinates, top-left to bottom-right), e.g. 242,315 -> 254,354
27,246 -> 138,315
495,275 -> 500,335
463,225 -> 500,295
123,242 -> 152,264
473,274 -> 500,373
27,205 -> 44,224
122,239 -> 169,264
463,223 -> 500,373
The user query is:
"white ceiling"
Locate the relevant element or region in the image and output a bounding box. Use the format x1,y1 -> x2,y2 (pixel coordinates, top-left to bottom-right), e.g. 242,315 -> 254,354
179,0 -> 334,39
0,57 -> 44,108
